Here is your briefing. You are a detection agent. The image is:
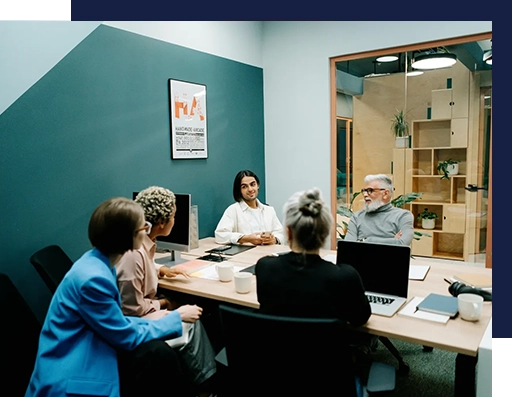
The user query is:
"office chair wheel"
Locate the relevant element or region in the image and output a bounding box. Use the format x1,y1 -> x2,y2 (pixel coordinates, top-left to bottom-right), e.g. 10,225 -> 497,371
397,361 -> 410,376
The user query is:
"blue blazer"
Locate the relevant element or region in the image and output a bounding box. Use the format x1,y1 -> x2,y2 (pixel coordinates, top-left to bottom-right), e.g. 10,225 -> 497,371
25,248 -> 182,397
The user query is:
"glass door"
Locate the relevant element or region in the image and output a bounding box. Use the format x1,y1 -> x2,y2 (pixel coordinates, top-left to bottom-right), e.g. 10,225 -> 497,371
330,34 -> 492,267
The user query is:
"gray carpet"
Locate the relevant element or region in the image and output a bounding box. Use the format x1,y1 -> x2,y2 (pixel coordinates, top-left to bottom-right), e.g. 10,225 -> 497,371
370,339 -> 457,396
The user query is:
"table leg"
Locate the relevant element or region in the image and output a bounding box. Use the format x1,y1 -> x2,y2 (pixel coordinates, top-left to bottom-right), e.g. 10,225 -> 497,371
454,353 -> 478,397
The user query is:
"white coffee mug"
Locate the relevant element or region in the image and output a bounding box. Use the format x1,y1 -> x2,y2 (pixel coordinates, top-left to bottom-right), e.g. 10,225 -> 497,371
216,263 -> 234,282
458,293 -> 483,321
234,271 -> 253,294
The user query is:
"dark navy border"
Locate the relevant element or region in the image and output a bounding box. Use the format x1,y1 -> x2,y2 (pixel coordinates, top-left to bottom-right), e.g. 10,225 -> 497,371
70,0 -> 493,21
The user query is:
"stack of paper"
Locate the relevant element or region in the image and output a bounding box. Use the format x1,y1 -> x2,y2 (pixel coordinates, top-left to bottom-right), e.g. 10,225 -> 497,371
409,265 -> 430,280
171,259 -> 212,274
398,297 -> 450,324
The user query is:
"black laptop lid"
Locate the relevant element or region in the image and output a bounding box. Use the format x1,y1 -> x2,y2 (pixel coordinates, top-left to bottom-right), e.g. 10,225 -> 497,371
336,240 -> 410,298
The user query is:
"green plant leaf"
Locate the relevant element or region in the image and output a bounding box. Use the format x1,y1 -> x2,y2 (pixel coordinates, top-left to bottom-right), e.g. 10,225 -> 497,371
337,206 -> 353,218
391,192 -> 423,208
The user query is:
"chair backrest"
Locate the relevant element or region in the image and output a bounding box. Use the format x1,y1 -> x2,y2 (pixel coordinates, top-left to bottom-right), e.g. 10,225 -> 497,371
218,304 -> 357,397
0,273 -> 41,396
30,245 -> 73,294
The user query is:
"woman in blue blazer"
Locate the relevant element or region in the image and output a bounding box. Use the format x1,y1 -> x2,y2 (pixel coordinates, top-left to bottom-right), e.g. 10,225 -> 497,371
25,197 -> 203,397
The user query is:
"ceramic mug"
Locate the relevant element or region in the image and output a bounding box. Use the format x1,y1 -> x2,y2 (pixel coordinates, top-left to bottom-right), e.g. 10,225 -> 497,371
216,263 -> 234,282
458,293 -> 483,321
234,271 -> 253,294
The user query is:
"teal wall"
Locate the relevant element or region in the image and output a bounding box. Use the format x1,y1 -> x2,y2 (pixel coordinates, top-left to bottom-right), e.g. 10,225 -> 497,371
0,25 -> 265,321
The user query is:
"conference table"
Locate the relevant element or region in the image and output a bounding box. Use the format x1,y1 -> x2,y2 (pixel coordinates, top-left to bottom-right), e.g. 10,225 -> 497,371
156,237 -> 492,395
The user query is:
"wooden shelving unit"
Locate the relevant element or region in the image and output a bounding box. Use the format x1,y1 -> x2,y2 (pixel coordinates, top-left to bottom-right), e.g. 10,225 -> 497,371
407,114 -> 468,260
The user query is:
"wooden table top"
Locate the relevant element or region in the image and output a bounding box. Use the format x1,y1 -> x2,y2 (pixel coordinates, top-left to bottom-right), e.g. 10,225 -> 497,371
157,238 -> 492,357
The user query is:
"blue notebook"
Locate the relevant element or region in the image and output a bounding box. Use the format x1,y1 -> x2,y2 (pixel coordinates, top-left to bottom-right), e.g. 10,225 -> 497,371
416,293 -> 459,318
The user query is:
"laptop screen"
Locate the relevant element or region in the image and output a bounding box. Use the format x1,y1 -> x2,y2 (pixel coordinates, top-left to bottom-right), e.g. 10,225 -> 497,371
336,240 -> 410,298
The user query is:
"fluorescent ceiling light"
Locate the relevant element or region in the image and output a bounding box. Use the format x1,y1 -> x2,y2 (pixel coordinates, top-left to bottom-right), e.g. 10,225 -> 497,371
411,51 -> 457,70
376,55 -> 398,62
407,70 -> 423,77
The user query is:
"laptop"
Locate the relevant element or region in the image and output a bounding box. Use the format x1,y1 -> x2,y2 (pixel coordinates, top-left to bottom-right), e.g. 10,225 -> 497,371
336,240 -> 411,317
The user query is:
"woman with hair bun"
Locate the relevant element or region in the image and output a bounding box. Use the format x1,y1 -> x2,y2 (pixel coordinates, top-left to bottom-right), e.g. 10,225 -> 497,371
255,188 -> 371,396
256,187 -> 371,325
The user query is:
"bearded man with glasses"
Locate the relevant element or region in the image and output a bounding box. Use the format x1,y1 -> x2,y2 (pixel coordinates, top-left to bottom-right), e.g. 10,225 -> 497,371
345,174 -> 414,246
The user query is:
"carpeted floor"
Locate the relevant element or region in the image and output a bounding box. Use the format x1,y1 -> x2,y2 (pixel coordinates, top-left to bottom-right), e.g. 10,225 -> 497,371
370,338 -> 457,396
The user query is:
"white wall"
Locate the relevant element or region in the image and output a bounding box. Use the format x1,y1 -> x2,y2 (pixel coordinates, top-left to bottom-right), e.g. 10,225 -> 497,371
0,21 -> 101,115
262,21 -> 492,225
103,21 -> 263,68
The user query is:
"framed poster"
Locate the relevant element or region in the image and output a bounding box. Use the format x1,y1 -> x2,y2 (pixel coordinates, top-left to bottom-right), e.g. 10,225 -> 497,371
168,79 -> 208,159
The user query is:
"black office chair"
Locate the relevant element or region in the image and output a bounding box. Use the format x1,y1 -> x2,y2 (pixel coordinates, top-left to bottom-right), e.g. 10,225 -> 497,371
30,245 -> 73,294
0,273 -> 41,396
216,304 -> 395,397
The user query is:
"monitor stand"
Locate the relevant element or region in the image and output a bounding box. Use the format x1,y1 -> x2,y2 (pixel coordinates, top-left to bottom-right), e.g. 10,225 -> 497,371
154,249 -> 189,267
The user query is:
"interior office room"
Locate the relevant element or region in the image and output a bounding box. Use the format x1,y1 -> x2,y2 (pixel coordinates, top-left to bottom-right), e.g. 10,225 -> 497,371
0,21 -> 493,396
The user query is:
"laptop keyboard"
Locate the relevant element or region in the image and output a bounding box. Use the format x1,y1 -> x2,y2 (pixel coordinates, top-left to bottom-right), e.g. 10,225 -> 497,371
367,294 -> 395,306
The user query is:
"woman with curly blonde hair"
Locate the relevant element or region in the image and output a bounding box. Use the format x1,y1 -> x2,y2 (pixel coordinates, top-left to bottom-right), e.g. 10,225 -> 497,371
116,186 -> 217,397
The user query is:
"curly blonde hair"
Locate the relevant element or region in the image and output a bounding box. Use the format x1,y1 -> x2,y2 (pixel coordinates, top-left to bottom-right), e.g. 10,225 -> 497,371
134,186 -> 176,226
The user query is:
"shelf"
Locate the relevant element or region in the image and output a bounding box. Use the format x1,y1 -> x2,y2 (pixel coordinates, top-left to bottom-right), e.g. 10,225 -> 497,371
432,252 -> 464,261
434,233 -> 464,258
412,178 -> 452,202
411,201 -> 450,205
412,146 -> 454,150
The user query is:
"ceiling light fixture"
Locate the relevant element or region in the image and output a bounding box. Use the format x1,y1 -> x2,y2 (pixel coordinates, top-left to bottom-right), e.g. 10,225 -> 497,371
411,49 -> 457,70
483,49 -> 492,65
407,70 -> 424,77
376,55 -> 398,63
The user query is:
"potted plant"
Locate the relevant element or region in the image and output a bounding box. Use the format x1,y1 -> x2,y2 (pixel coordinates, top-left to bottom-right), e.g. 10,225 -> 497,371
417,208 -> 438,230
391,109 -> 409,148
437,159 -> 460,180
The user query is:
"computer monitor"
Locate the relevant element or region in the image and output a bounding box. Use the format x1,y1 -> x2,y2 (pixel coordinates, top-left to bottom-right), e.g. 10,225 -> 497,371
132,191 -> 191,266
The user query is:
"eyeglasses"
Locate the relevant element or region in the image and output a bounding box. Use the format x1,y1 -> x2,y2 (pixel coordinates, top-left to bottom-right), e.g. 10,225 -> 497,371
360,188 -> 386,195
135,221 -> 152,235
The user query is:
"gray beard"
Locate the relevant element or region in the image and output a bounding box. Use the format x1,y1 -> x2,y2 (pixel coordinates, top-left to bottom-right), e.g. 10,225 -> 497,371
365,198 -> 384,213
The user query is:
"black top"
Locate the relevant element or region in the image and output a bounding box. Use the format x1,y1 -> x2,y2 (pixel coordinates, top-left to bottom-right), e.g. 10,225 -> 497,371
255,252 -> 371,327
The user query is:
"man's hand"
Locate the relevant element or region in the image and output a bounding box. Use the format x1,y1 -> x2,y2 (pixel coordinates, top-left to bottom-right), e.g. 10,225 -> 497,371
394,230 -> 403,239
260,232 -> 277,245
238,233 -> 264,245
176,304 -> 203,323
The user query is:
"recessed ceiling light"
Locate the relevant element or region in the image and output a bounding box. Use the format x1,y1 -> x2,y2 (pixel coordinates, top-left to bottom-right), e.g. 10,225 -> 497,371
407,70 -> 424,77
376,55 -> 398,62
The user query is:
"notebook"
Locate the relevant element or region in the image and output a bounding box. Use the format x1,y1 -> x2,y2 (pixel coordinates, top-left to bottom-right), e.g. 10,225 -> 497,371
336,240 -> 411,317
415,293 -> 459,318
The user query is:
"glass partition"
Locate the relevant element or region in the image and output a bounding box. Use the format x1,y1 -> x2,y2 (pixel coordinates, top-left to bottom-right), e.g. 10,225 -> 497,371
331,34 -> 492,267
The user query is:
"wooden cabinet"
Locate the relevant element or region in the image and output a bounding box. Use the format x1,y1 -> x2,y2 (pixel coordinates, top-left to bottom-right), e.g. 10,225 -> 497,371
432,88 -> 469,119
443,204 -> 466,233
412,119 -> 467,149
431,71 -> 470,120
404,117 -> 469,261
